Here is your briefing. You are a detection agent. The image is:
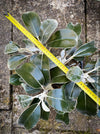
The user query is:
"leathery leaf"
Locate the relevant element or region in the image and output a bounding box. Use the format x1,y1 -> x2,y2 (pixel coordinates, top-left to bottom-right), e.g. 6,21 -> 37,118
18,103 -> 41,130
47,88 -> 76,112
16,62 -> 45,89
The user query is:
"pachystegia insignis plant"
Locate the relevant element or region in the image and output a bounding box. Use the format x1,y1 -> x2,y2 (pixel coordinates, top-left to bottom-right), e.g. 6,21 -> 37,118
5,11 -> 100,130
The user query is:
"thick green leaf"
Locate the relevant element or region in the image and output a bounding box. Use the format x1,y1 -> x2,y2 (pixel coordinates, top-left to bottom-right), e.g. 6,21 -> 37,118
56,112 -> 69,125
8,54 -> 27,70
42,54 -> 50,85
40,102 -> 50,120
40,107 -> 50,120
73,41 -> 97,57
50,66 -> 65,79
47,88 -> 76,112
49,60 -> 57,69
42,54 -> 49,70
4,41 -> 19,54
10,74 -> 22,85
47,29 -> 78,48
74,56 -> 84,61
16,63 -> 45,89
30,54 -> 42,69
66,47 -> 76,57
76,91 -> 97,116
23,39 -> 35,48
64,82 -> 81,99
18,103 -> 41,130
51,75 -> 69,84
30,98 -> 40,106
18,95 -> 33,108
31,54 -> 50,85
23,39 -> 39,52
21,83 -> 42,94
22,12 -> 41,38
66,66 -> 83,83
84,62 -> 95,72
67,22 -> 81,36
40,19 -> 58,44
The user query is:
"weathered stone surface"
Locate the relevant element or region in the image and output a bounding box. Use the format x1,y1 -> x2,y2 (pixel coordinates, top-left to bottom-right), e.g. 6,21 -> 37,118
12,0 -> 27,45
87,0 -> 100,62
0,0 -> 11,109
38,110 -> 91,133
86,1 -> 100,133
87,0 -> 100,42
13,86 -> 27,127
12,128 -> 41,134
38,110 -> 100,133
0,111 -> 12,134
87,0 -> 100,60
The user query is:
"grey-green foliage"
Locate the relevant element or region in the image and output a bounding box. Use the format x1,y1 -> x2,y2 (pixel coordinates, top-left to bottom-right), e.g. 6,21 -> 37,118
47,88 -> 76,112
18,95 -> 33,108
67,22 -> 81,36
10,74 -> 22,85
47,29 -> 78,48
40,19 -> 58,44
66,66 -> 83,83
16,62 -> 45,89
76,91 -> 97,116
73,41 -> 97,57
4,41 -> 19,54
22,12 -> 41,39
18,103 -> 41,130
4,11 -> 100,130
8,54 -> 28,70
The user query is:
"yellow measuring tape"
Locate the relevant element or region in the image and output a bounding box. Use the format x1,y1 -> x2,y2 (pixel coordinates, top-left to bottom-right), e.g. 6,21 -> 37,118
5,12 -> 100,106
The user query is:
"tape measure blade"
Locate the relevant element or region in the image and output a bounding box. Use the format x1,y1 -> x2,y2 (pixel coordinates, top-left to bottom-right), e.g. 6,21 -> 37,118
77,82 -> 100,105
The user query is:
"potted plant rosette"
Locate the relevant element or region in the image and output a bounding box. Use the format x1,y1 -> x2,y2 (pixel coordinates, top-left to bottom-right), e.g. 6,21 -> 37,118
4,11 -> 100,130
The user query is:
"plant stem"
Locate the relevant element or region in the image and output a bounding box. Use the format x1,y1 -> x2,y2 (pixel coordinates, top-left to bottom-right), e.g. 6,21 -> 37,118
41,85 -> 45,90
64,55 -> 75,65
18,48 -> 34,55
25,48 -> 34,55
32,90 -> 47,100
86,66 -> 100,75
